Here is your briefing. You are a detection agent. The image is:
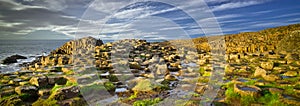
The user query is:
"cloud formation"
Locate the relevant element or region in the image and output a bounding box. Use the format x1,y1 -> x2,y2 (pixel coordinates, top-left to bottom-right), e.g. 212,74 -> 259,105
0,0 -> 299,40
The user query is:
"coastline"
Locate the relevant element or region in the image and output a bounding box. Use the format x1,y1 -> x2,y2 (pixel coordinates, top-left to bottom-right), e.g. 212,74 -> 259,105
0,24 -> 299,105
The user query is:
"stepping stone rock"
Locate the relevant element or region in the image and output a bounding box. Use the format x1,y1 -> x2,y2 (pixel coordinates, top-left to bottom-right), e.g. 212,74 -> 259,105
233,84 -> 261,97
254,67 -> 267,78
50,86 -> 80,101
283,71 -> 298,77
260,61 -> 274,70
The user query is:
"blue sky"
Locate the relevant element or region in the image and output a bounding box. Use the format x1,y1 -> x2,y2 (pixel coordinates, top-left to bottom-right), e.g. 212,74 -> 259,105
0,0 -> 299,40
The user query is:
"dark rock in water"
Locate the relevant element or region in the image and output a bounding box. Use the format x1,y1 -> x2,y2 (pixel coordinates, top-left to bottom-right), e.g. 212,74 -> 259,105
2,54 -> 27,64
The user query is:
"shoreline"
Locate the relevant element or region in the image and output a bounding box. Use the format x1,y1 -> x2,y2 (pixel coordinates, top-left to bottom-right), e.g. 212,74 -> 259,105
0,23 -> 299,105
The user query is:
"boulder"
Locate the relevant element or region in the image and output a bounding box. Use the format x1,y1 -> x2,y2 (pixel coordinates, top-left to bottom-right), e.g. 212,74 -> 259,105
2,54 -> 27,64
254,67 -> 267,77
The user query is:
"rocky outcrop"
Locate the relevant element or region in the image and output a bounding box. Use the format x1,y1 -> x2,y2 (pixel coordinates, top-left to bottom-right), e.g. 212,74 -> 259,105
51,36 -> 103,55
1,23 -> 300,105
2,54 -> 27,64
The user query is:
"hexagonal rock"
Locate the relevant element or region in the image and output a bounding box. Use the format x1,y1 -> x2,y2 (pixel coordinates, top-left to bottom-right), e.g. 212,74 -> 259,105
15,85 -> 38,95
50,86 -> 80,101
233,84 -> 261,97
283,71 -> 298,77
254,67 -> 267,78
29,76 -> 48,87
260,61 -> 274,70
263,74 -> 280,82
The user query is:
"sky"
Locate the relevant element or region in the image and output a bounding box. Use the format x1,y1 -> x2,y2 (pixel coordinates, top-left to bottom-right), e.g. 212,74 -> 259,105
0,0 -> 299,40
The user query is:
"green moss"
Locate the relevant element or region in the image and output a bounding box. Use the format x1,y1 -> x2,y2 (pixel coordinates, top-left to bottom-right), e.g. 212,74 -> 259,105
65,81 -> 78,86
241,95 -> 256,105
104,82 -> 115,91
0,95 -> 24,106
294,84 -> 300,89
51,84 -> 64,93
51,81 -> 78,93
128,92 -> 138,100
198,68 -> 205,75
3,76 -> 11,80
284,77 -> 300,83
202,71 -> 211,77
198,77 -> 209,83
133,98 -> 162,106
258,90 -> 287,106
32,98 -> 58,106
153,85 -> 170,92
64,70 -> 75,75
245,80 -> 257,85
225,87 -> 240,104
282,86 -> 294,95
107,75 -> 119,82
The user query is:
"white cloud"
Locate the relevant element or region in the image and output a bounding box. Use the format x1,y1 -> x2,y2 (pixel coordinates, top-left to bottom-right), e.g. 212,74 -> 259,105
210,1 -> 266,12
0,20 -> 23,28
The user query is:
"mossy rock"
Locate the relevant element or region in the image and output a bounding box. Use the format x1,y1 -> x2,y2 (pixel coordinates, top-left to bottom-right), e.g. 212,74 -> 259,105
132,79 -> 161,92
32,98 -> 58,106
133,98 -> 162,106
0,95 -> 24,106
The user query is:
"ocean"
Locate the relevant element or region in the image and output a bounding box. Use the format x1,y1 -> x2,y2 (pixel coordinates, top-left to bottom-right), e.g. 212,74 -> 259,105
0,40 -> 69,73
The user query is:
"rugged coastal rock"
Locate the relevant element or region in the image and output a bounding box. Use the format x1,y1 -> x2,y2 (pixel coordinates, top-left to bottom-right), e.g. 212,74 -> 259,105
1,24 -> 300,105
2,54 -> 27,64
